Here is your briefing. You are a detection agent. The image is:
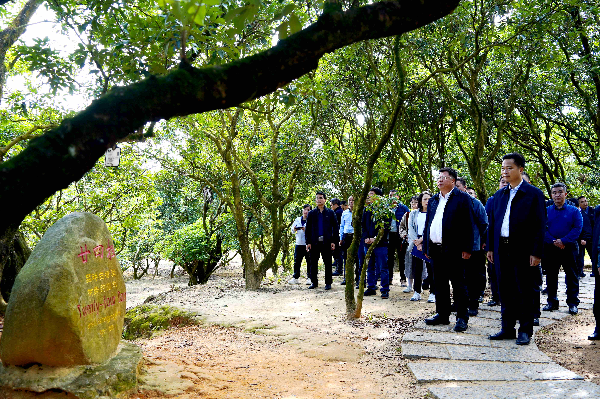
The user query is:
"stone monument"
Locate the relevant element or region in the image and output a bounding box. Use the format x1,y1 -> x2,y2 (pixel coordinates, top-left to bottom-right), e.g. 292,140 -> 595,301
0,212 -> 141,398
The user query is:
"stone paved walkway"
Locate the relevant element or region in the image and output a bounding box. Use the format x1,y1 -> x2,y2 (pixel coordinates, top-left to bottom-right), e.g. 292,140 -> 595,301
403,272 -> 600,398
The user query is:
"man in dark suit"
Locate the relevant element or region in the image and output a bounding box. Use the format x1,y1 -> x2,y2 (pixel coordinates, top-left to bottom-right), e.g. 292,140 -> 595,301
305,191 -> 339,290
577,196 -> 594,278
330,198 -> 344,276
487,153 -> 546,345
422,167 -> 474,332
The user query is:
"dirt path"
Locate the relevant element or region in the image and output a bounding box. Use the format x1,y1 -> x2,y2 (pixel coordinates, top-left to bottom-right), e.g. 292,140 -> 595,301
124,264 -> 435,399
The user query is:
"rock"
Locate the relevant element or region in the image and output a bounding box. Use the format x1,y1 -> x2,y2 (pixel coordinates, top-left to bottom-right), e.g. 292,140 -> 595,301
0,212 -> 127,367
0,341 -> 142,399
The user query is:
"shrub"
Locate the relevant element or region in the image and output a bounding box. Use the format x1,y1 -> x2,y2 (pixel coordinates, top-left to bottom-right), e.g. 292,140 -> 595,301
122,304 -> 198,340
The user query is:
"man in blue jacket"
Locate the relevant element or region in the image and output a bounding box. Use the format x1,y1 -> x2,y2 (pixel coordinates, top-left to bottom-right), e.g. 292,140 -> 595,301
422,167 -> 474,332
487,153 -> 546,345
543,183 -> 583,314
305,191 -> 339,290
388,189 -> 410,286
456,178 -> 488,316
577,196 -> 594,278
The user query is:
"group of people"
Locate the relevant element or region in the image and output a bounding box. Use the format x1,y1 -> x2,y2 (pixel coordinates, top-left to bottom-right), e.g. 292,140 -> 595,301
290,152 -> 600,346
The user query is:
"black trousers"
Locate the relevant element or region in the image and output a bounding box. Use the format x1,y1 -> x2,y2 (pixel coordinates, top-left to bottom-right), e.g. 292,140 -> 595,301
388,232 -> 406,283
293,245 -> 310,279
412,256 -> 424,293
309,242 -> 333,286
498,240 -> 537,335
487,259 -> 500,302
544,243 -> 580,307
466,251 -> 486,310
341,233 -> 355,279
594,274 -> 600,323
430,243 -> 469,321
577,242 -> 593,276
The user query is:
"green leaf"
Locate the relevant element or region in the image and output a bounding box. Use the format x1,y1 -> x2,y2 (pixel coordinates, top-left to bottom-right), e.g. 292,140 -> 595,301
289,12 -> 301,34
194,5 -> 207,25
276,21 -> 288,40
203,0 -> 220,5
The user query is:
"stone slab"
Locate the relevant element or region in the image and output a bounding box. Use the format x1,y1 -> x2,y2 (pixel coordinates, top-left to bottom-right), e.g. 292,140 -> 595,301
408,361 -> 529,382
539,310 -> 570,320
429,380 -> 600,399
403,331 -> 491,347
412,321 -> 498,336
474,310 -> 503,321
408,361 -> 581,382
514,363 -> 583,381
445,344 -> 552,363
401,343 -> 450,359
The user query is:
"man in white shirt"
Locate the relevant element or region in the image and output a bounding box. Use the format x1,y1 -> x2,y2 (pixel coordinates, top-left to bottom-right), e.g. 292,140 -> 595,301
487,153 -> 546,346
422,168 -> 474,332
289,204 -> 311,285
339,196 -> 354,286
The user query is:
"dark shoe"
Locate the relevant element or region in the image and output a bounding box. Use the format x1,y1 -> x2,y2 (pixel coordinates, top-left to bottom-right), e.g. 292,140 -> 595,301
516,332 -> 531,345
543,303 -> 558,312
454,318 -> 468,332
478,296 -> 484,303
533,318 -> 540,327
468,308 -> 478,317
425,314 -> 450,325
364,289 -> 377,296
340,280 -> 346,285
381,293 -> 389,299
324,284 -> 332,290
400,279 -> 407,287
332,271 -> 342,276
355,282 -> 359,289
486,300 -> 499,307
489,329 -> 516,340
541,287 -> 548,295
588,329 -> 600,340
569,305 -> 578,315
308,284 -> 318,289
580,273 -> 587,278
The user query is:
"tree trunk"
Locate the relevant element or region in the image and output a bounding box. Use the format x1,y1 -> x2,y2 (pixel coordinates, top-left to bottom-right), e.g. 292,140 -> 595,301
0,227 -> 31,314
354,229 -> 383,318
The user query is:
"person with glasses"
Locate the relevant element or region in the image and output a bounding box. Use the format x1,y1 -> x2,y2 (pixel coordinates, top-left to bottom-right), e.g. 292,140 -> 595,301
487,153 -> 546,345
422,167 -> 474,332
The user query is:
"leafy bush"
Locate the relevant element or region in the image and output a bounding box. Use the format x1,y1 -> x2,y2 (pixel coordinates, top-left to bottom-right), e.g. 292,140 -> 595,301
155,219 -> 223,285
122,304 -> 198,340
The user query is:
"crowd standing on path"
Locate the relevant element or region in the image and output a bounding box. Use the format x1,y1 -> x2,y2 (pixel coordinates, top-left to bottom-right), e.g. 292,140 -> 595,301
289,151 -> 600,345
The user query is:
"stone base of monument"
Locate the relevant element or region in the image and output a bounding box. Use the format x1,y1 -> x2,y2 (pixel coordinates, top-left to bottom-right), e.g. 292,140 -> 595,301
0,341 -> 142,399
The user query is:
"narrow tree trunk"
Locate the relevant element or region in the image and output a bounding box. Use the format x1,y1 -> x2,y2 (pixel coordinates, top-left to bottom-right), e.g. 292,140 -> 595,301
354,229 -> 383,318
0,227 -> 31,314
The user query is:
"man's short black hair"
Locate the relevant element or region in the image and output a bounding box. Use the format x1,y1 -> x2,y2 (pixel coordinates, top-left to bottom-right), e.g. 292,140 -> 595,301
369,187 -> 383,196
302,204 -> 311,210
439,167 -> 458,181
551,182 -> 567,192
340,200 -> 347,206
316,190 -> 327,199
389,189 -> 397,194
578,195 -> 586,201
456,177 -> 467,187
503,152 -> 526,168
417,191 -> 432,212
330,198 -> 341,206
410,195 -> 419,202
467,186 -> 475,191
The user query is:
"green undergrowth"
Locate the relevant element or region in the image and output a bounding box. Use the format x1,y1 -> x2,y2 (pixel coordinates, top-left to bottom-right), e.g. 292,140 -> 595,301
122,304 -> 199,340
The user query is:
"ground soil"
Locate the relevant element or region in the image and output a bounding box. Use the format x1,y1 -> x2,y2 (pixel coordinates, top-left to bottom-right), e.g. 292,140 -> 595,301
535,308 -> 600,384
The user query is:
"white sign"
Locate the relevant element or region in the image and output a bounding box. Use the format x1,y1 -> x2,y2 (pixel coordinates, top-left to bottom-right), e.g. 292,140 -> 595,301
104,147 -> 121,167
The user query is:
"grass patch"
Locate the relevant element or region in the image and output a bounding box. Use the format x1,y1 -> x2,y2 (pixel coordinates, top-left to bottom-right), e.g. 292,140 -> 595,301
123,304 -> 199,340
